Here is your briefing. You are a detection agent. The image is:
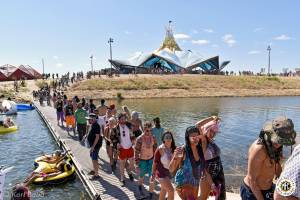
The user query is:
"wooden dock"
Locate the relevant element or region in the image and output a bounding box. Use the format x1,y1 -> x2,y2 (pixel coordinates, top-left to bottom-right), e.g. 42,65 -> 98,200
34,102 -> 160,200
34,102 -> 241,200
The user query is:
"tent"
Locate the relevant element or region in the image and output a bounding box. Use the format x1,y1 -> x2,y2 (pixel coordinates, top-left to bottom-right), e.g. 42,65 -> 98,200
0,64 -> 41,81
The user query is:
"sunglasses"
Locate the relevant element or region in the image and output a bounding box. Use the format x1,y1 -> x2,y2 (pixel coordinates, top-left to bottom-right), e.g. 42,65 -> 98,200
145,129 -> 151,132
122,130 -> 125,137
164,135 -> 172,140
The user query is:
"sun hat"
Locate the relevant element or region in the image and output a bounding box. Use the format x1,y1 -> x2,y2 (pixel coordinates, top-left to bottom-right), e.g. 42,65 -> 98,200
263,116 -> 297,146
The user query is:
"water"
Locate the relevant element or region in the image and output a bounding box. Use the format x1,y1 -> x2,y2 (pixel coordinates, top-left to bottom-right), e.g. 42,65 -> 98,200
0,110 -> 88,200
1,97 -> 299,197
114,96 -> 300,190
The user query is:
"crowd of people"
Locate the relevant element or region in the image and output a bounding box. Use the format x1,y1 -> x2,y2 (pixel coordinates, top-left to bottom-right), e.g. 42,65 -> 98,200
28,90 -> 298,200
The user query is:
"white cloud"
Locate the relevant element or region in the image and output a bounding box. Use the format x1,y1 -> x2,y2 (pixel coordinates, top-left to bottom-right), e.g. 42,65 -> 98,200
274,34 -> 291,41
203,29 -> 214,33
174,33 -> 190,39
191,40 -> 210,45
53,56 -> 59,60
248,50 -> 261,55
56,63 -> 64,68
253,28 -> 263,32
222,34 -> 236,47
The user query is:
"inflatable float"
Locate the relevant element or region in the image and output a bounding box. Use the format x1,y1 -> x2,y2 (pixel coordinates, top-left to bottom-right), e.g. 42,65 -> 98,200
1,100 -> 17,115
16,104 -> 35,111
0,125 -> 18,134
33,154 -> 75,185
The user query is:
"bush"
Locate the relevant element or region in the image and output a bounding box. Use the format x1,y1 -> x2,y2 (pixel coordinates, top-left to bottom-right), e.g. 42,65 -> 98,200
116,92 -> 124,100
266,76 -> 280,82
35,80 -> 49,89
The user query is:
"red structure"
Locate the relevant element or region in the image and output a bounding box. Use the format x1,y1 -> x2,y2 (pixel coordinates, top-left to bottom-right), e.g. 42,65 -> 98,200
0,64 -> 42,81
0,71 -> 6,81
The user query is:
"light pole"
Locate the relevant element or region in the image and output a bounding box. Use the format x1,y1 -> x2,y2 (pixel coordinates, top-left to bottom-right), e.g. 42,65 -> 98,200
108,38 -> 114,75
267,45 -> 271,76
42,58 -> 45,75
90,55 -> 94,72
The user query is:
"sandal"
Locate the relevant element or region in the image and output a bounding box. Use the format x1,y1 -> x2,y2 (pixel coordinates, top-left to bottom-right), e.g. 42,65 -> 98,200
89,175 -> 100,180
88,170 -> 95,175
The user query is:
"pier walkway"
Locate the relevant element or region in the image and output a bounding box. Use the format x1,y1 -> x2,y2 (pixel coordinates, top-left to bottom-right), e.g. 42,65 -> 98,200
34,102 -> 241,200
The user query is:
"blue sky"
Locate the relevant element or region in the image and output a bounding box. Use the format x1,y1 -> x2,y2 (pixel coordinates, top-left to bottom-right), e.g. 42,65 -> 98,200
0,0 -> 299,74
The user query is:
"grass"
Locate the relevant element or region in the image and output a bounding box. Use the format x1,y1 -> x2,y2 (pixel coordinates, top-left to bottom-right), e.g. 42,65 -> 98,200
35,80 -> 50,89
71,75 -> 300,91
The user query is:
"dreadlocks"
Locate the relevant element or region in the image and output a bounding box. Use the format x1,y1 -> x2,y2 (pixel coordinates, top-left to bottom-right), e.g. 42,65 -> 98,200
257,130 -> 282,164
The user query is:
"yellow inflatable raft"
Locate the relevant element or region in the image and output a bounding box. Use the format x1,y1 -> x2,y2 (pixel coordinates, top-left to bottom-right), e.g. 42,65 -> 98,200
0,125 -> 18,134
33,155 -> 75,185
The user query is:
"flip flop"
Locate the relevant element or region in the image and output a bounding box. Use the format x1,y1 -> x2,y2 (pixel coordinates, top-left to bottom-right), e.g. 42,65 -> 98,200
88,170 -> 95,175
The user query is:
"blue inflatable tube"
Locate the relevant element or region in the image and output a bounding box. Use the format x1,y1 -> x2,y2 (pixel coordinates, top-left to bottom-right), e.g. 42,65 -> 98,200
16,104 -> 35,111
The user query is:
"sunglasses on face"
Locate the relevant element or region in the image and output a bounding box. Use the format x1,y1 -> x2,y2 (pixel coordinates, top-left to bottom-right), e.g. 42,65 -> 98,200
145,129 -> 151,132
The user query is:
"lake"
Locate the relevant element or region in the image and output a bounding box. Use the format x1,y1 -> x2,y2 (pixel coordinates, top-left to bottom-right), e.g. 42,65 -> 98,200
115,96 -> 300,190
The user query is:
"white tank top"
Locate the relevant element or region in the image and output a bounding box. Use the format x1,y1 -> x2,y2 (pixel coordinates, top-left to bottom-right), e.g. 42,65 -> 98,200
160,145 -> 173,169
120,125 -> 132,149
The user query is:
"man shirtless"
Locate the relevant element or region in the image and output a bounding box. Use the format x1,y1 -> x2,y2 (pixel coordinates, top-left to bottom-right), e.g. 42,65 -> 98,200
97,99 -> 108,116
241,116 -> 296,200
134,121 -> 157,198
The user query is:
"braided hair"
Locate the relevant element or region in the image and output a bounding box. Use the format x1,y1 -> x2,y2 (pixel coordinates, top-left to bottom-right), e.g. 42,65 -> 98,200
257,130 -> 282,164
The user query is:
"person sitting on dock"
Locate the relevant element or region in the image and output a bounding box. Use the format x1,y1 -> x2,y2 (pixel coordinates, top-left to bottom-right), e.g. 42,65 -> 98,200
240,116 -> 296,200
110,112 -> 135,186
134,121 -> 157,198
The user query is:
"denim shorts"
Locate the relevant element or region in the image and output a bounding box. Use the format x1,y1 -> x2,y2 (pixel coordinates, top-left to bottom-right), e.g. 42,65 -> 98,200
90,148 -> 100,161
240,181 -> 275,200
